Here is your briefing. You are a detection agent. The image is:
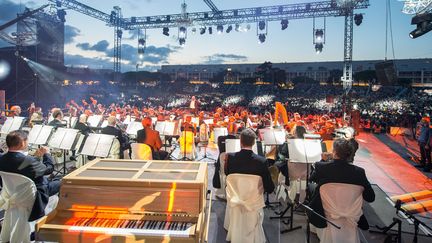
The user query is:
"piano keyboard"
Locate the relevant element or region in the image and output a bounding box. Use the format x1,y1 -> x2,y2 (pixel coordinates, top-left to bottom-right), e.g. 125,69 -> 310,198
67,218 -> 193,237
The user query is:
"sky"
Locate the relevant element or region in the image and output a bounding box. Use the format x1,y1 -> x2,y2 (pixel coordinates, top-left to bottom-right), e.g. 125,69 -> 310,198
0,0 -> 431,71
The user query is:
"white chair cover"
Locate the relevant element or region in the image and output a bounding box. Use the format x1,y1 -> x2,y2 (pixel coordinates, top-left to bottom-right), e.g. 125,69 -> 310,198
318,183 -> 364,243
0,171 -> 37,243
224,174 -> 266,243
108,138 -> 121,159
130,143 -> 153,160
215,152 -> 227,199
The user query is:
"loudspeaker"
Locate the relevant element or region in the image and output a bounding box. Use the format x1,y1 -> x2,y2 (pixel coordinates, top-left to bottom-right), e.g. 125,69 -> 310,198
375,61 -> 398,85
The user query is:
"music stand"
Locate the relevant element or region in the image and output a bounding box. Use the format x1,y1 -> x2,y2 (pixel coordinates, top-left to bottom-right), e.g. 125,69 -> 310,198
48,128 -> 80,176
213,127 -> 228,145
28,125 -> 54,147
276,138 -> 322,234
87,115 -> 102,128
0,116 -> 25,138
261,128 -> 286,209
155,121 -> 178,158
80,133 -> 115,158
125,121 -> 143,139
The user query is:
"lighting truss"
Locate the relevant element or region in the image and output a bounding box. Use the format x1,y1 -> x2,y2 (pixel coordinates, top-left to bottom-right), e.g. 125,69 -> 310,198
400,0 -> 432,15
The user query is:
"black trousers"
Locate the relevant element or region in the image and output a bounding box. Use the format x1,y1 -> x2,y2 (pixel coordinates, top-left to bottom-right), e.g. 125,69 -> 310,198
419,142 -> 431,166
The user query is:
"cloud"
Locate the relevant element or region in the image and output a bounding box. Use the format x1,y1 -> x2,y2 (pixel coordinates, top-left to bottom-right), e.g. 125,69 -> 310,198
75,40 -> 177,65
0,0 -> 24,22
76,40 -> 110,52
64,25 -> 81,44
203,53 -> 248,64
0,0 -> 37,22
64,53 -> 112,69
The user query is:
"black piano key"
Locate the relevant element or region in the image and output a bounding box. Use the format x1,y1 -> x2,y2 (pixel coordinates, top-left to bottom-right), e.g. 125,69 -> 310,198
120,220 -> 129,228
161,221 -> 167,229
142,220 -> 150,229
84,218 -> 94,226
137,220 -> 146,229
150,220 -> 157,229
157,221 -> 164,229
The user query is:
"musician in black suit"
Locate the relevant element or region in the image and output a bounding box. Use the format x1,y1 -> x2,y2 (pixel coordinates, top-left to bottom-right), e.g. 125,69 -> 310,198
308,138 -> 375,229
0,130 -> 60,221
101,116 -> 127,159
48,109 -> 65,128
224,128 -> 275,193
74,114 -> 92,136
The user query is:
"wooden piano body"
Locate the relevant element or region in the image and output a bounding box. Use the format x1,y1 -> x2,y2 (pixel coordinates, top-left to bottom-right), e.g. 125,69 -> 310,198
36,159 -> 210,243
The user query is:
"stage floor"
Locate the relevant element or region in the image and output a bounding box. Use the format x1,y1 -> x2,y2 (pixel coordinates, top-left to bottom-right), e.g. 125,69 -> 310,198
190,132 -> 432,243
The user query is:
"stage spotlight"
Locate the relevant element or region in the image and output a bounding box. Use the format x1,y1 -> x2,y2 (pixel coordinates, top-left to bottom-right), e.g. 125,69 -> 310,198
139,54 -> 144,59
235,24 -> 240,32
179,26 -> 186,38
57,9 -> 66,22
117,30 -> 123,38
281,19 -> 289,30
162,27 -> 169,36
0,60 -> 11,80
258,21 -> 266,30
226,25 -> 233,33
191,27 -> 197,34
354,14 -> 363,26
179,38 -> 186,46
217,25 -> 223,34
315,29 -> 324,42
315,43 -> 323,54
409,13 -> 432,39
199,26 -> 206,35
258,34 -> 266,43
22,56 -> 29,61
138,38 -> 145,47
208,27 -> 213,34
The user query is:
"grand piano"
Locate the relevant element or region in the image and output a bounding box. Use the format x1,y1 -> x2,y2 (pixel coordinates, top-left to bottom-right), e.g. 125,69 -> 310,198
36,159 -> 210,242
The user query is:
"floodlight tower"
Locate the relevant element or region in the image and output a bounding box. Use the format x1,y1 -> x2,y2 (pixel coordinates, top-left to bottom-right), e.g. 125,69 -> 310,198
337,0 -> 360,94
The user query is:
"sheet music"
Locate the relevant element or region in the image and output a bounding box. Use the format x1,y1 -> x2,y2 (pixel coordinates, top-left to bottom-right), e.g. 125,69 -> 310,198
213,127 -> 228,144
80,134 -> 114,157
126,121 -> 143,135
287,139 -> 322,163
59,129 -> 79,150
35,126 -> 54,145
151,117 -> 157,125
262,128 -> 286,145
100,120 -> 108,128
164,121 -> 177,136
0,118 -> 13,134
225,139 -> 241,153
123,115 -> 132,125
10,117 -> 25,132
48,128 -> 66,148
28,125 -> 43,144
87,115 -> 102,127
94,134 -> 114,157
80,133 -> 99,156
225,138 -> 259,154
63,116 -> 78,128
154,121 -> 166,134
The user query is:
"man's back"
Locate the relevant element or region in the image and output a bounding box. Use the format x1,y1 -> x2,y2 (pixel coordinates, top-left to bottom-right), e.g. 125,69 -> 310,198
311,160 -> 374,201
0,152 -> 53,186
225,149 -> 274,193
136,127 -> 162,151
